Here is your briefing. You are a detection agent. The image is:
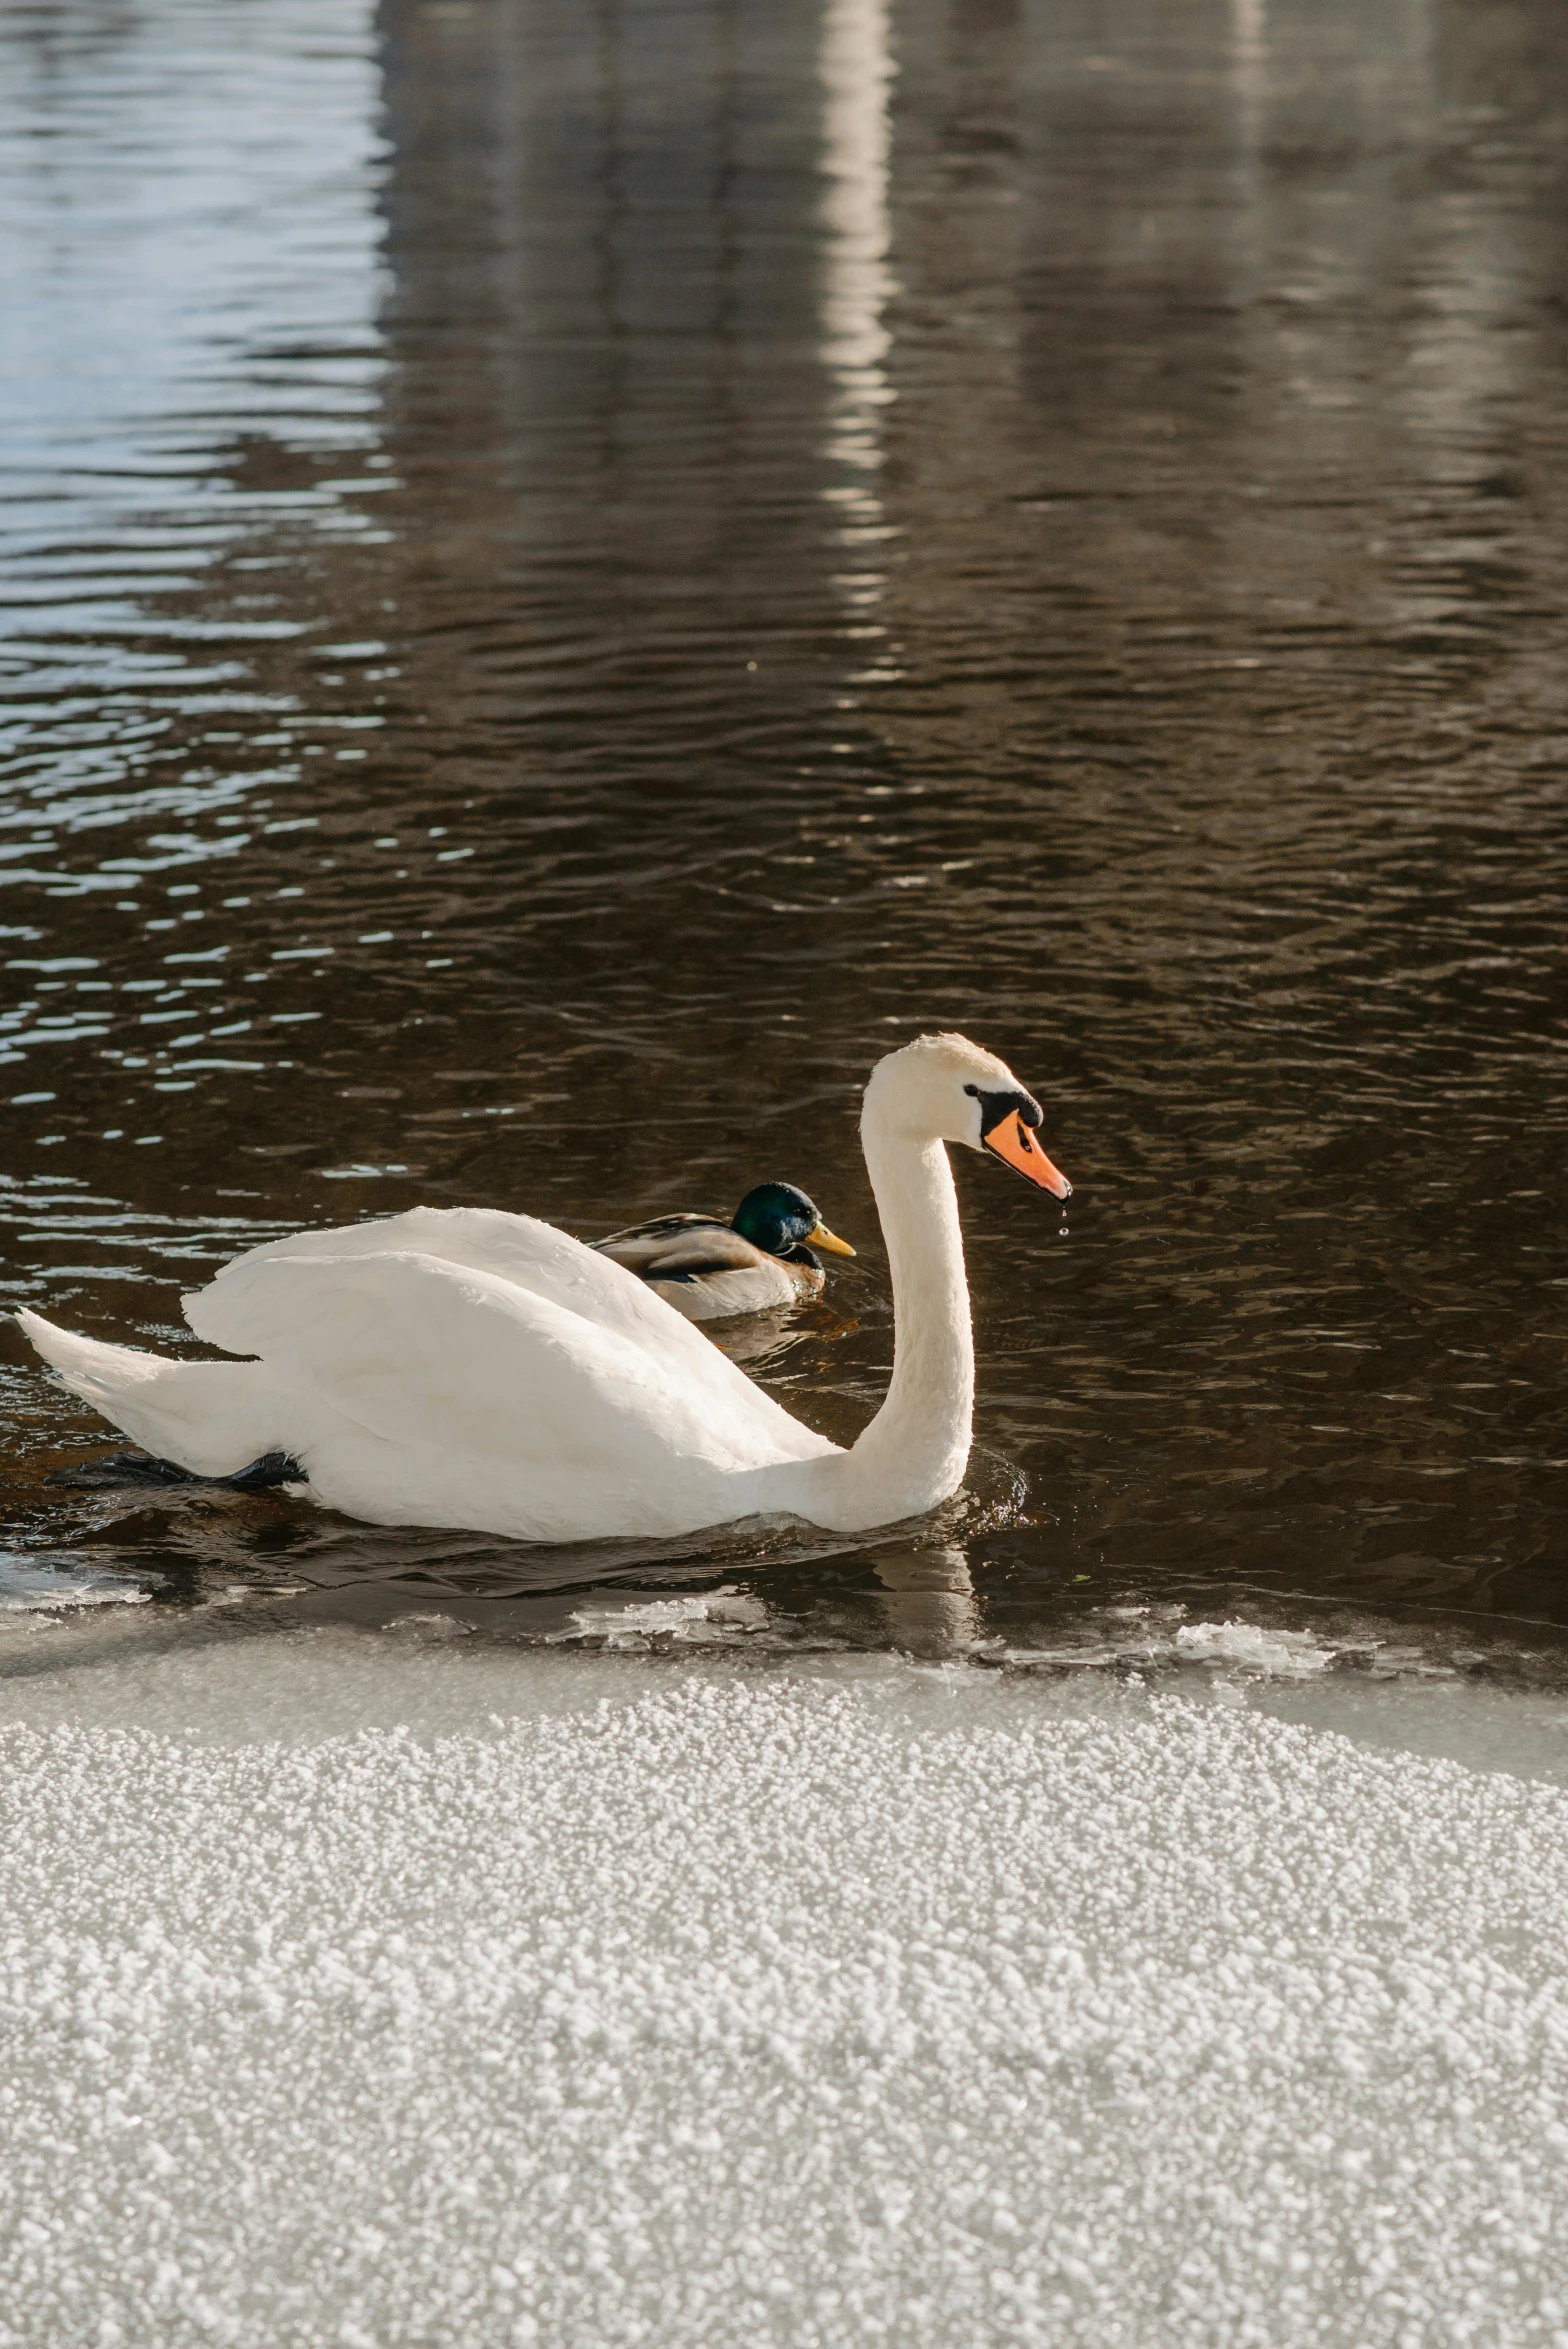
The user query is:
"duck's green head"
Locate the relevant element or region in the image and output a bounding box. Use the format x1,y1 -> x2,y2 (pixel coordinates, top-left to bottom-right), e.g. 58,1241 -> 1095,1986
731,1182 -> 856,1263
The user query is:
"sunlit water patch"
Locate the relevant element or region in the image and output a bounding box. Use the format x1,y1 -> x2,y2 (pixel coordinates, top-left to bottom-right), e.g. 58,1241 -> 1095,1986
0,0 -> 390,1161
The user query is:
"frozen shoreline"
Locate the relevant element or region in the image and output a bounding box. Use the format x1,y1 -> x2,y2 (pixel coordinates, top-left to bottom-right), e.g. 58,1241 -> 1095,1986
3,1657 -> 1567,2346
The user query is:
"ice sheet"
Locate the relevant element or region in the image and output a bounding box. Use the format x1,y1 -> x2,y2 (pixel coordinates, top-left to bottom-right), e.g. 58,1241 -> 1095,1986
8,1591 -> 1568,1785
4,1655 -> 1568,2347
0,1554 -> 151,1615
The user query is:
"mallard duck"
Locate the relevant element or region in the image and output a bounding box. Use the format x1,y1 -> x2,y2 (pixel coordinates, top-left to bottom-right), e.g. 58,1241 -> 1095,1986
18,1034 -> 1071,1543
592,1181 -> 856,1321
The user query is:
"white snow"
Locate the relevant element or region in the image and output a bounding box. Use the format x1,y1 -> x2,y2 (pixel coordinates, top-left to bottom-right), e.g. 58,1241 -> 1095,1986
4,1646 -> 1568,2347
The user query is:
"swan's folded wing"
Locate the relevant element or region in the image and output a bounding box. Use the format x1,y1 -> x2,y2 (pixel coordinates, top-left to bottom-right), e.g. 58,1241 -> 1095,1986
202,1206 -> 736,1365
183,1248 -> 832,1473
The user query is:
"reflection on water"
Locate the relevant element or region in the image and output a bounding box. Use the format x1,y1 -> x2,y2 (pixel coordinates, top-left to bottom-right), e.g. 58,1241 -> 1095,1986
819,0 -> 897,642
2,0 -> 1568,1671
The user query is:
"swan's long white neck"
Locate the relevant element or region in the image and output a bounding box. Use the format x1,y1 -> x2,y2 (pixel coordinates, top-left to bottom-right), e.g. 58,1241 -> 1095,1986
837,1091 -> 974,1520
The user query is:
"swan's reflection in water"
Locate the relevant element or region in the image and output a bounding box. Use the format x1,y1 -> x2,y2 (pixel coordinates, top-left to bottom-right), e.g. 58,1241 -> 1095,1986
13,1417 -> 1568,1707
17,1409 -> 1568,1696
869,1542 -> 978,1660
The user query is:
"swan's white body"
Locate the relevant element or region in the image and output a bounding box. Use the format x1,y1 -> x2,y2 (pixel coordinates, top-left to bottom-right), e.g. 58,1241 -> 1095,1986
18,1035 -> 1065,1542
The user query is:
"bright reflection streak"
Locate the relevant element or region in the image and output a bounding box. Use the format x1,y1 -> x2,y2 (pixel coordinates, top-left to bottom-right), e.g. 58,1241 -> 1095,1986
1230,0 -> 1266,160
819,0 -> 896,614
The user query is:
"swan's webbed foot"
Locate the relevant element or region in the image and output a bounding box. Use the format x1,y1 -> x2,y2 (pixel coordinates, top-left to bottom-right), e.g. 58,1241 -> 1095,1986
47,1449 -> 306,1492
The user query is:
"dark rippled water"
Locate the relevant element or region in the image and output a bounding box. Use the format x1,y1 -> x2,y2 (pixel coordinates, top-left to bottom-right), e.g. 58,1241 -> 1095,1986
3,0 -> 1568,1669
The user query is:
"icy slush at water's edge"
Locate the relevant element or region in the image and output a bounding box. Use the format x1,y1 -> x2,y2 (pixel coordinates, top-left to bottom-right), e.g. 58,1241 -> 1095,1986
4,1662 -> 1568,2348
0,1554 -> 150,1614
8,1580 -> 1568,1785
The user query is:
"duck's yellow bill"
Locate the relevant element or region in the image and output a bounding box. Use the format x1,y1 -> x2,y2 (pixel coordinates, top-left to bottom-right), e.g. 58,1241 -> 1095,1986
984,1110 -> 1072,1199
808,1219 -> 857,1257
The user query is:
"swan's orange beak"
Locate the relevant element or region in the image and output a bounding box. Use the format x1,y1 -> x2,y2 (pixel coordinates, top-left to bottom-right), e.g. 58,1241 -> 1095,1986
984,1110 -> 1072,1198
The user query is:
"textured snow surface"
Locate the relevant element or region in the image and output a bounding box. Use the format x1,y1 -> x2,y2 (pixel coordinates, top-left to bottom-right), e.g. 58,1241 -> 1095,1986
5,1673 -> 1568,2349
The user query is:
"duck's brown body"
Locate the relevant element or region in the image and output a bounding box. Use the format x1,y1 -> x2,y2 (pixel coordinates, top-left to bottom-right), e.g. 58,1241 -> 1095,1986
593,1214 -> 824,1322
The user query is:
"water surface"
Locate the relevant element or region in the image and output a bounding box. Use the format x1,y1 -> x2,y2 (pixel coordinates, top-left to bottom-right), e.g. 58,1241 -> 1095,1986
3,0 -> 1568,1687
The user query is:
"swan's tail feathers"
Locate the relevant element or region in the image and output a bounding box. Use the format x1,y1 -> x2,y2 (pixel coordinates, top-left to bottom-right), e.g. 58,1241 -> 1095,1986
15,1310 -> 287,1480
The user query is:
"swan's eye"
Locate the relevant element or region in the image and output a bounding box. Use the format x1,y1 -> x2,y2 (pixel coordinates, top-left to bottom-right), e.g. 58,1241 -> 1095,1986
972,1085 -> 1044,1136
963,1084 -> 978,1097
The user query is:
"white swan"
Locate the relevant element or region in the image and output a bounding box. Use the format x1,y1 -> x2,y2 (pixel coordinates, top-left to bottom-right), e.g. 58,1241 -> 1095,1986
17,1033 -> 1070,1542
